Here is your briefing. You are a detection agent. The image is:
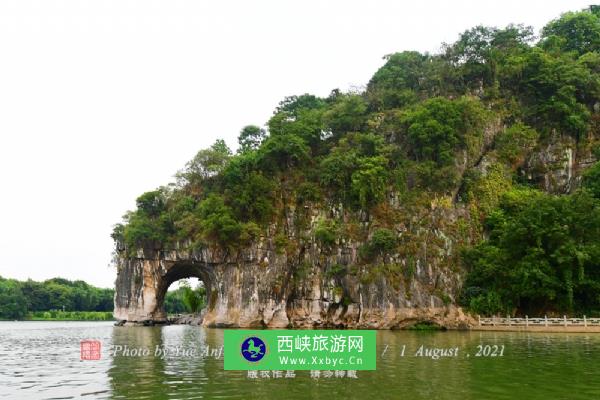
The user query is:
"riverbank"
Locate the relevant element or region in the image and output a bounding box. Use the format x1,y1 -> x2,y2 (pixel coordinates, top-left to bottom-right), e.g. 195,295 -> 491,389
115,313 -> 600,333
110,322 -> 600,333
472,325 -> 600,333
470,316 -> 600,333
6,311 -> 115,321
115,313 -> 204,326
169,313 -> 203,325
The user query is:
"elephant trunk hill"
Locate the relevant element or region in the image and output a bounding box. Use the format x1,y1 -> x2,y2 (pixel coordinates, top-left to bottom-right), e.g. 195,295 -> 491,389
113,7 -> 600,328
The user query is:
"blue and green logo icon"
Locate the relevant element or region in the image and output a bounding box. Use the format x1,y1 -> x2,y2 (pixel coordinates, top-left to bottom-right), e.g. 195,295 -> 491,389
241,336 -> 266,362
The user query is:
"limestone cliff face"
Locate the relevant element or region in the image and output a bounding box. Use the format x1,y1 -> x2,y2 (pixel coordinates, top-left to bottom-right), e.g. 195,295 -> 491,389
114,194 -> 477,329
113,126 -> 596,329
524,131 -> 597,194
114,232 -> 473,329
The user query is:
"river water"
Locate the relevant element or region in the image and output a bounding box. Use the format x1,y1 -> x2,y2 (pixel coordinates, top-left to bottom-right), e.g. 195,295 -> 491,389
1,321 -> 599,399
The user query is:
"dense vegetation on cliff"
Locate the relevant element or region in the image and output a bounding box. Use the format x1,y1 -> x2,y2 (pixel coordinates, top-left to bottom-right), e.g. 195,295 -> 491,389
113,7 -> 600,317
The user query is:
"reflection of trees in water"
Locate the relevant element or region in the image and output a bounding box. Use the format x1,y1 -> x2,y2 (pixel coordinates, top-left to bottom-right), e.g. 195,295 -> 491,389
108,326 -> 233,399
107,328 -> 600,399
465,332 -> 600,398
108,326 -> 169,399
349,331 -> 475,399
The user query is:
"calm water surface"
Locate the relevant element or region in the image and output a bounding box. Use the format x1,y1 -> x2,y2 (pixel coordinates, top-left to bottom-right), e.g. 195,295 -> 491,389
1,321 -> 599,399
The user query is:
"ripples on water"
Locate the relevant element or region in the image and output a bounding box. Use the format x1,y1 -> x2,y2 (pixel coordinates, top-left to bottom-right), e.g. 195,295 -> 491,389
1,321 -> 600,399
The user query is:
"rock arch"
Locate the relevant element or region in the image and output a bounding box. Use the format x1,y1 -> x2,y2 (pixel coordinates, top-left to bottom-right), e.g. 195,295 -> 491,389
113,245 -> 474,329
113,246 -> 292,327
155,262 -> 208,320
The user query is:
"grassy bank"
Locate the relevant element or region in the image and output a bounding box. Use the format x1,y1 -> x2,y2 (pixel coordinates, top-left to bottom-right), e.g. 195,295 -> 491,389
25,311 -> 114,321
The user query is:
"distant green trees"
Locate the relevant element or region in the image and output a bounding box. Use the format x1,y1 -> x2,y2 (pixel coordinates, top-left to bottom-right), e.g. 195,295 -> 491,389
27,311 -> 114,321
164,282 -> 206,314
0,277 -> 203,320
163,289 -> 187,314
0,277 -> 114,320
181,282 -> 205,313
0,279 -> 27,319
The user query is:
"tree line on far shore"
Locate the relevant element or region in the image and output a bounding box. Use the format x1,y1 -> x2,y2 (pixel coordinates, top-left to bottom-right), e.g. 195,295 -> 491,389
0,276 -> 114,319
0,276 -> 204,320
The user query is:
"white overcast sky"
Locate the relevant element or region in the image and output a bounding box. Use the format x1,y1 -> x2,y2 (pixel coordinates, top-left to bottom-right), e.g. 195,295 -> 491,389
0,0 -> 592,288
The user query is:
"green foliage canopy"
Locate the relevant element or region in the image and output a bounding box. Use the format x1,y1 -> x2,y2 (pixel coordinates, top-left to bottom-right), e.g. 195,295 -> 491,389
462,189 -> 600,316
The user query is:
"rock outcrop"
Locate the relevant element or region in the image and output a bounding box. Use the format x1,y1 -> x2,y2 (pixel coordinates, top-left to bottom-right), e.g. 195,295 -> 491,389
114,237 -> 474,329
113,126 -> 596,330
524,131 -> 597,194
